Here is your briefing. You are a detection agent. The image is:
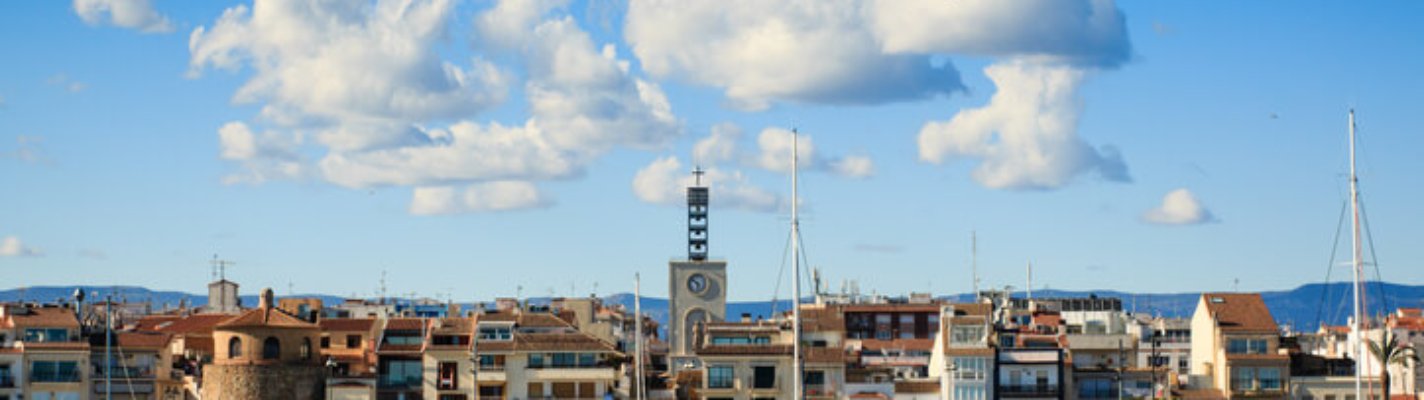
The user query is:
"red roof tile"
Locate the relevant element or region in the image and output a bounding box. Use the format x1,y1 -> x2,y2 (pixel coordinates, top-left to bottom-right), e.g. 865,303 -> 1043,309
1201,293 -> 1279,333
116,332 -> 173,350
216,307 -> 317,329
320,318 -> 377,332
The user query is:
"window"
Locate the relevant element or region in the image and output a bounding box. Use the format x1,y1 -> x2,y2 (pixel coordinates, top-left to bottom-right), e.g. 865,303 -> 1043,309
438,362 -> 459,390
228,337 -> 243,359
1259,368 -> 1281,390
478,355 -> 505,370
952,326 -> 983,344
1227,338 -> 1267,354
753,366 -> 776,389
1179,356 -> 1190,373
478,385 -> 504,396
1231,367 -> 1254,391
300,338 -> 312,360
551,353 -> 577,367
1077,378 -> 1113,399
30,361 -> 80,382
320,336 -> 330,349
478,326 -> 512,341
23,328 -> 69,343
262,337 -> 280,360
528,353 -> 544,368
708,365 -> 734,388
953,357 -> 987,380
384,334 -> 421,345
379,359 -> 422,388
578,353 -> 596,367
805,370 -> 825,385
900,314 -> 917,339
1149,355 -> 1169,367
347,334 -> 362,348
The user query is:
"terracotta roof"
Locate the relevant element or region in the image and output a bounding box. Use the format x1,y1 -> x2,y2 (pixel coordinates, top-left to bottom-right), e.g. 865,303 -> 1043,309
21,341 -> 90,351
383,318 -> 426,331
1201,293 -> 1278,333
698,344 -> 793,356
184,336 -> 214,354
216,306 -> 317,329
895,380 -> 940,393
515,332 -> 618,353
320,318 -> 377,332
116,332 -> 173,350
141,314 -> 231,335
1400,308 -> 1422,318
431,318 -> 473,334
475,341 -> 515,352
5,306 -> 79,328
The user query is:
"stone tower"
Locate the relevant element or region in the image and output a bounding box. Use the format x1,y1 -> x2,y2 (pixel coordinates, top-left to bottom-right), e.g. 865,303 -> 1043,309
668,168 -> 727,366
202,288 -> 325,400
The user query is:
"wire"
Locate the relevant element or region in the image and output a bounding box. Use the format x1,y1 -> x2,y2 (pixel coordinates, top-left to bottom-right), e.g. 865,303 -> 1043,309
1359,194 -> 1391,315
771,229 -> 792,317
1316,199 -> 1347,330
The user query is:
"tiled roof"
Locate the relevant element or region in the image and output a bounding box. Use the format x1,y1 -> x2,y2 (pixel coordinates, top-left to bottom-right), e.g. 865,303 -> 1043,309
6,306 -> 79,328
1201,293 -> 1279,333
950,303 -> 992,316
431,318 -> 473,334
515,332 -> 617,353
320,318 -> 376,332
21,341 -> 90,351
216,306 -> 317,329
140,314 -> 231,335
383,318 -> 426,331
115,332 -> 173,350
805,347 -> 853,364
801,306 -> 845,332
184,336 -> 214,354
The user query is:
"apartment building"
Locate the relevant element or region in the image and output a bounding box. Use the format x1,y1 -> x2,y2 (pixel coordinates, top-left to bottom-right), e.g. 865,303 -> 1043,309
473,310 -> 622,399
376,318 -> 427,399
424,317 -> 474,400
1188,293 -> 1290,399
696,319 -> 795,400
89,331 -> 179,400
2,304 -> 90,400
319,317 -> 379,400
932,302 -> 995,400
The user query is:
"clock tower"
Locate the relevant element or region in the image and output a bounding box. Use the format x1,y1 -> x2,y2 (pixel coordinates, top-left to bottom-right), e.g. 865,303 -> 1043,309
668,167 -> 727,362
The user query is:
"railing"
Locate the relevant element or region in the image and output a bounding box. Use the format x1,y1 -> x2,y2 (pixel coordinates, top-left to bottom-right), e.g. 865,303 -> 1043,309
477,364 -> 505,371
525,362 -> 617,370
998,384 -> 1059,396
377,375 -> 421,388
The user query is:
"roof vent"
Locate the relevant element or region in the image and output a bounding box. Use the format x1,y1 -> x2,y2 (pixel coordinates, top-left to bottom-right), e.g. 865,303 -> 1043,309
1210,296 -> 1225,303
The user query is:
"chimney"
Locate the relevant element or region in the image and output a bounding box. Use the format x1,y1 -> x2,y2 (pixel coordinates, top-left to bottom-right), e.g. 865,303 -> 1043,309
741,313 -> 751,323
259,288 -> 275,310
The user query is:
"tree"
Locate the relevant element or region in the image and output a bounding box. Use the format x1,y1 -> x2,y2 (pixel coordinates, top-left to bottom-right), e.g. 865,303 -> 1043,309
1366,329 -> 1419,400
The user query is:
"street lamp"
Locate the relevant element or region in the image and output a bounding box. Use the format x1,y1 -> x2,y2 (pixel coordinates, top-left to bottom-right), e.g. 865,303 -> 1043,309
325,356 -> 337,400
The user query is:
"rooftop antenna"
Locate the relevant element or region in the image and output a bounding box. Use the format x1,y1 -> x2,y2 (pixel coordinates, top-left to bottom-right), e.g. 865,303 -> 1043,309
210,255 -> 235,282
972,231 -> 979,301
1026,259 -> 1033,300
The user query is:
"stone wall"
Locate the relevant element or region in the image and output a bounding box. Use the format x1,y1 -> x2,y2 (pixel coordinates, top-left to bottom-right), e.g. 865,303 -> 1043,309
200,364 -> 325,400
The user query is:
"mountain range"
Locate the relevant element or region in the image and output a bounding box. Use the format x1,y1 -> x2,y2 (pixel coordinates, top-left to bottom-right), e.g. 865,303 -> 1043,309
4,282 -> 1420,332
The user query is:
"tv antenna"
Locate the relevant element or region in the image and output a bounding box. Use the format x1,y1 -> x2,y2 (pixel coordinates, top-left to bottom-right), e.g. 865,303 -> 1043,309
210,255 -> 235,282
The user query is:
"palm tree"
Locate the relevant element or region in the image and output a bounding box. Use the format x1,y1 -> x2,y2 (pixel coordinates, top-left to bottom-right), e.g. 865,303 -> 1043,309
1366,329 -> 1419,400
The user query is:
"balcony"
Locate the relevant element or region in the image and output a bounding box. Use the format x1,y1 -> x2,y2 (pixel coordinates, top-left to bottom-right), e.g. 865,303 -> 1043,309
998,384 -> 1059,397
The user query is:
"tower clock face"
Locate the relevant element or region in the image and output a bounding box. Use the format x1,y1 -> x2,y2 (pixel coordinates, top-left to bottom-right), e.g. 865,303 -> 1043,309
687,274 -> 707,293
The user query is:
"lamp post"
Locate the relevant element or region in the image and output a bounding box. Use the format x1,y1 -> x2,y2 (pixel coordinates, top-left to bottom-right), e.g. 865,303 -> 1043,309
325,356 -> 336,400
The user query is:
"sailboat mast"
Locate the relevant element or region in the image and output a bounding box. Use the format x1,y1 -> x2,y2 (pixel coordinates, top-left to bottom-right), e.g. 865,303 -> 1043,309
791,129 -> 803,400
1349,109 -> 1363,399
634,273 -> 644,400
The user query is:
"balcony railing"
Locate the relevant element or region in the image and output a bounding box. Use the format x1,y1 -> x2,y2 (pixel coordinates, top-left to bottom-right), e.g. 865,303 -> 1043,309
998,384 -> 1059,397
477,364 -> 505,371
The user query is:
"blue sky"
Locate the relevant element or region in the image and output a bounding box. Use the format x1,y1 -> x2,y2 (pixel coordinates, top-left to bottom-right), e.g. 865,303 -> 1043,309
1,1 -> 1421,302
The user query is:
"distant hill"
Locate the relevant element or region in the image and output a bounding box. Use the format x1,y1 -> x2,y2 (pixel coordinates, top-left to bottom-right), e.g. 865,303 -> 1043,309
4,282 -> 1420,332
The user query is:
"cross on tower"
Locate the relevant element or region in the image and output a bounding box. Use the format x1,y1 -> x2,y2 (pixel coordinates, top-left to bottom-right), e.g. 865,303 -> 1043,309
691,165 -> 706,187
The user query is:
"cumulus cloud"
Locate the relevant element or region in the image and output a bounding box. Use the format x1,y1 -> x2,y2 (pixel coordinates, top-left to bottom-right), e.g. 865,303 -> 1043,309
632,156 -> 779,212
1143,188 -> 1216,225
751,128 -> 873,178
216,122 -> 305,185
192,0 -> 680,214
73,0 -> 174,33
409,181 -> 551,215
625,0 -> 963,110
917,61 -> 1128,189
0,236 -> 42,257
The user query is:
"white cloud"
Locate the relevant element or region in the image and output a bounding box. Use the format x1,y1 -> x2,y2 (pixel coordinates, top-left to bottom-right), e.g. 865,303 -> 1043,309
752,128 -> 874,179
192,0 -> 681,214
47,74 -> 87,93
189,0 -> 510,151
0,236 -> 42,257
216,122 -> 304,185
917,61 -> 1128,189
73,0 -> 174,33
1143,188 -> 1216,225
692,123 -> 742,165
409,181 -> 551,215
632,156 -> 779,212
4,135 -> 49,164
866,0 -> 1131,67
625,0 -> 963,110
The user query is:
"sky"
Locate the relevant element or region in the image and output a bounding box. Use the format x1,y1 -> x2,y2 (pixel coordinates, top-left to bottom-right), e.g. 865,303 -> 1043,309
2,0 -> 1422,302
